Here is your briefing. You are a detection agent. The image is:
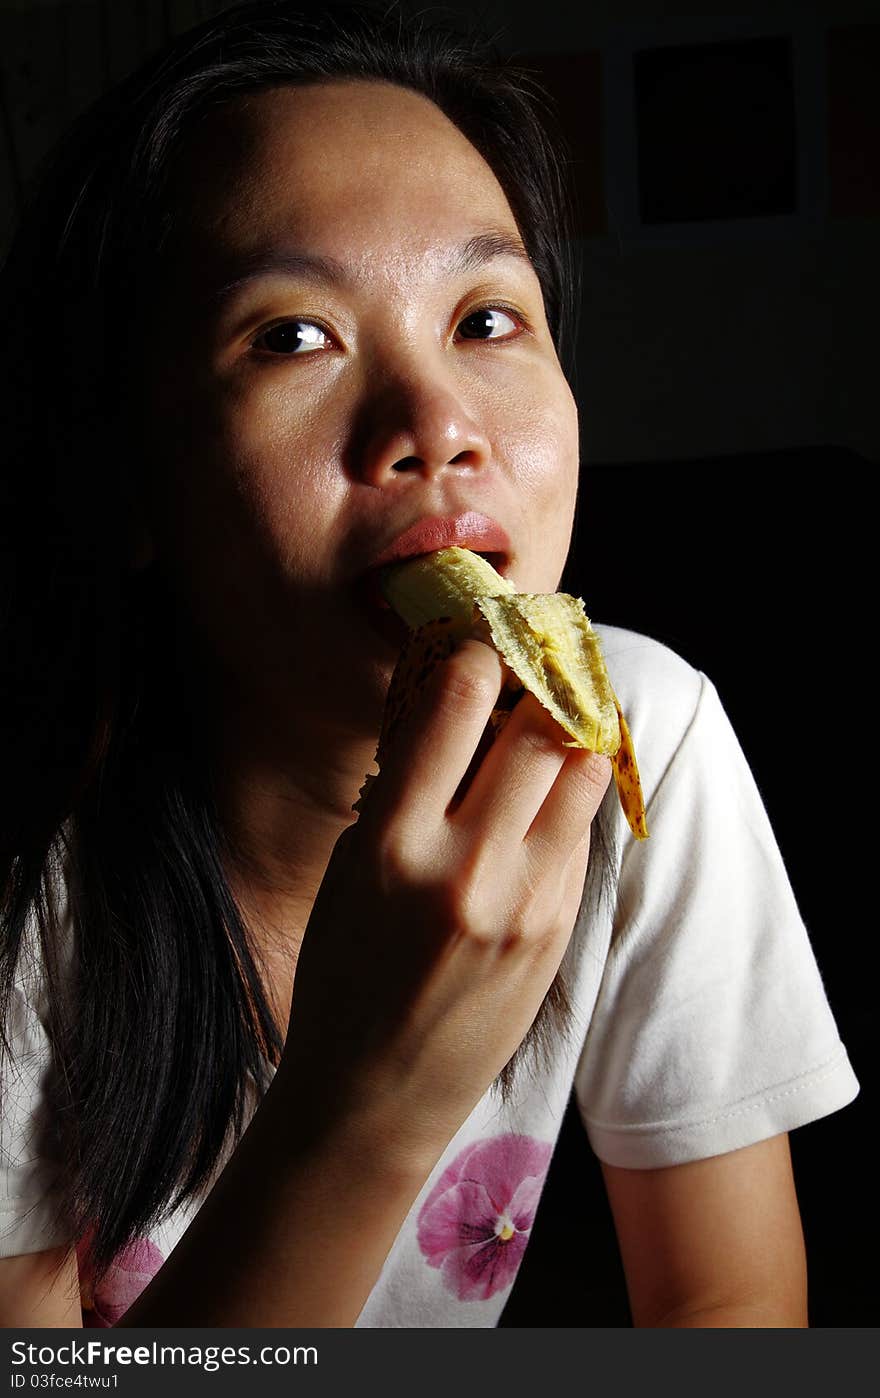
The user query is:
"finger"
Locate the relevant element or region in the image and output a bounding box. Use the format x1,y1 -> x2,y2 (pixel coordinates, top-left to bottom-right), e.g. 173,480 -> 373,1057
523,749 -> 612,868
552,823 -> 596,936
452,688 -> 570,842
377,638 -> 507,822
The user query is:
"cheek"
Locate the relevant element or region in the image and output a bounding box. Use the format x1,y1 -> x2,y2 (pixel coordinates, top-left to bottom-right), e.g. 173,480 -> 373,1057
503,373 -> 579,580
145,362 -> 341,572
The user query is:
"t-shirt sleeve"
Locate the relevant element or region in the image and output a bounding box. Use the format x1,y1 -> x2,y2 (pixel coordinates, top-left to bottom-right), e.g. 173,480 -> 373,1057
574,667 -> 859,1169
1,933 -> 73,1257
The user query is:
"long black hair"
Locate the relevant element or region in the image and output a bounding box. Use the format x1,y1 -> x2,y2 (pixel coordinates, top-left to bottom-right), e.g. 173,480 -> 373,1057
0,0 -> 614,1304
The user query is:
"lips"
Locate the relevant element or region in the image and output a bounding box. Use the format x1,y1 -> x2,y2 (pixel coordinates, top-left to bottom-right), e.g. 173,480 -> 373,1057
366,512 -> 512,573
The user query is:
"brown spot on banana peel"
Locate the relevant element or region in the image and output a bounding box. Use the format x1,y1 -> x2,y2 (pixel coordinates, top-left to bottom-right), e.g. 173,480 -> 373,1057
612,700 -> 649,840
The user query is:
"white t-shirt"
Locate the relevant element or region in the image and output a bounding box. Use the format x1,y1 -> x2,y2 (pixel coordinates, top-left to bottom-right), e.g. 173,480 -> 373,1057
0,626 -> 859,1326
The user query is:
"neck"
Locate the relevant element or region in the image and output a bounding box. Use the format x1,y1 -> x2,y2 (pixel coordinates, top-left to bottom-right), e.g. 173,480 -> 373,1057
205,716 -> 379,1050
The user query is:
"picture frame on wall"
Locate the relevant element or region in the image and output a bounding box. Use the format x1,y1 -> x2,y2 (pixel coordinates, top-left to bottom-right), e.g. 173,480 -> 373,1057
601,13 -> 827,249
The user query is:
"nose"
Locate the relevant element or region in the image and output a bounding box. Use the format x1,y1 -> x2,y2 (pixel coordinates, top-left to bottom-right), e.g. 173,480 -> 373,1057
351,369 -> 491,483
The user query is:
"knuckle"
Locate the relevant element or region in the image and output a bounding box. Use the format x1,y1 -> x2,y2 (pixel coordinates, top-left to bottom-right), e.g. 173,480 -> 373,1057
519,723 -> 565,762
440,870 -> 497,946
499,877 -> 544,948
374,826 -> 416,887
461,921 -> 497,949
572,751 -> 613,808
440,641 -> 503,708
499,914 -> 532,950
443,876 -> 481,930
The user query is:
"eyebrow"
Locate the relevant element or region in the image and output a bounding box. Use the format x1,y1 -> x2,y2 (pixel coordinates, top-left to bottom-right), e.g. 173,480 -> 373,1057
206,229 -> 533,308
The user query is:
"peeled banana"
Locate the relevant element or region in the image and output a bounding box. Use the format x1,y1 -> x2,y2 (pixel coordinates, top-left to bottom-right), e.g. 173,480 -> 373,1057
353,546 -> 648,840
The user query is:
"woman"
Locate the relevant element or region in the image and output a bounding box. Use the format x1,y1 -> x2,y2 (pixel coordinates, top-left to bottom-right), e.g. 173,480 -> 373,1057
0,0 -> 858,1327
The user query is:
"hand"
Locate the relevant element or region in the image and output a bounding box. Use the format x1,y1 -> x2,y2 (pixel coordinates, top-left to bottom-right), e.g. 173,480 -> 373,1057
276,638 -> 612,1170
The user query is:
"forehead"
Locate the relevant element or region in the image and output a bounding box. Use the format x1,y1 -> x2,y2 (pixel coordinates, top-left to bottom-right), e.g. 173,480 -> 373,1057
165,80 -> 523,281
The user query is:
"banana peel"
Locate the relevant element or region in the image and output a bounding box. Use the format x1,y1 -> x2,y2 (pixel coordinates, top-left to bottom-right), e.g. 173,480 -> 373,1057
353,546 -> 648,840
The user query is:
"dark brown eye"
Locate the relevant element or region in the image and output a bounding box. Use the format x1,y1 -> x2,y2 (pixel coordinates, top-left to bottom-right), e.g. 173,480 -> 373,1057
457,308 -> 519,340
257,321 -> 330,354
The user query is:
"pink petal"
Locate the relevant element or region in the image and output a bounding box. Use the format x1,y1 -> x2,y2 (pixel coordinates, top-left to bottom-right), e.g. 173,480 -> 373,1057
80,1237 -> 165,1327
451,1134 -> 553,1212
417,1180 -> 498,1265
416,1133 -> 554,1303
506,1172 -> 547,1231
421,1134 -> 553,1217
420,1139 -> 487,1215
440,1229 -> 530,1302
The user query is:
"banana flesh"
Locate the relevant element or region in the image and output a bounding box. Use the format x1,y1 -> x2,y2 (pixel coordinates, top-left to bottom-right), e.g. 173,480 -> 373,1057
353,546 -> 648,840
373,545 -> 517,629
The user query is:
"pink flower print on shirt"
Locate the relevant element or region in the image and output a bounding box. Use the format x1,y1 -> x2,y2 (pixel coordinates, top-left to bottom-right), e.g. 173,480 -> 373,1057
77,1227 -> 165,1327
417,1133 -> 553,1302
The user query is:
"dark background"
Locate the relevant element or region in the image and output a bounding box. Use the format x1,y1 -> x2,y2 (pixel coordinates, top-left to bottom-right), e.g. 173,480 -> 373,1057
1,0 -> 875,1326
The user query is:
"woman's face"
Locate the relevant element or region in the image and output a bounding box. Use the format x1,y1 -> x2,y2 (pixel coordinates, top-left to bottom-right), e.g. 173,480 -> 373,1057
134,79 -> 580,741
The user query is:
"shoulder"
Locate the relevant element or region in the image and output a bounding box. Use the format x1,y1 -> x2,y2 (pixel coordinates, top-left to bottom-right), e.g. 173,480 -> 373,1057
591,621 -> 704,713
